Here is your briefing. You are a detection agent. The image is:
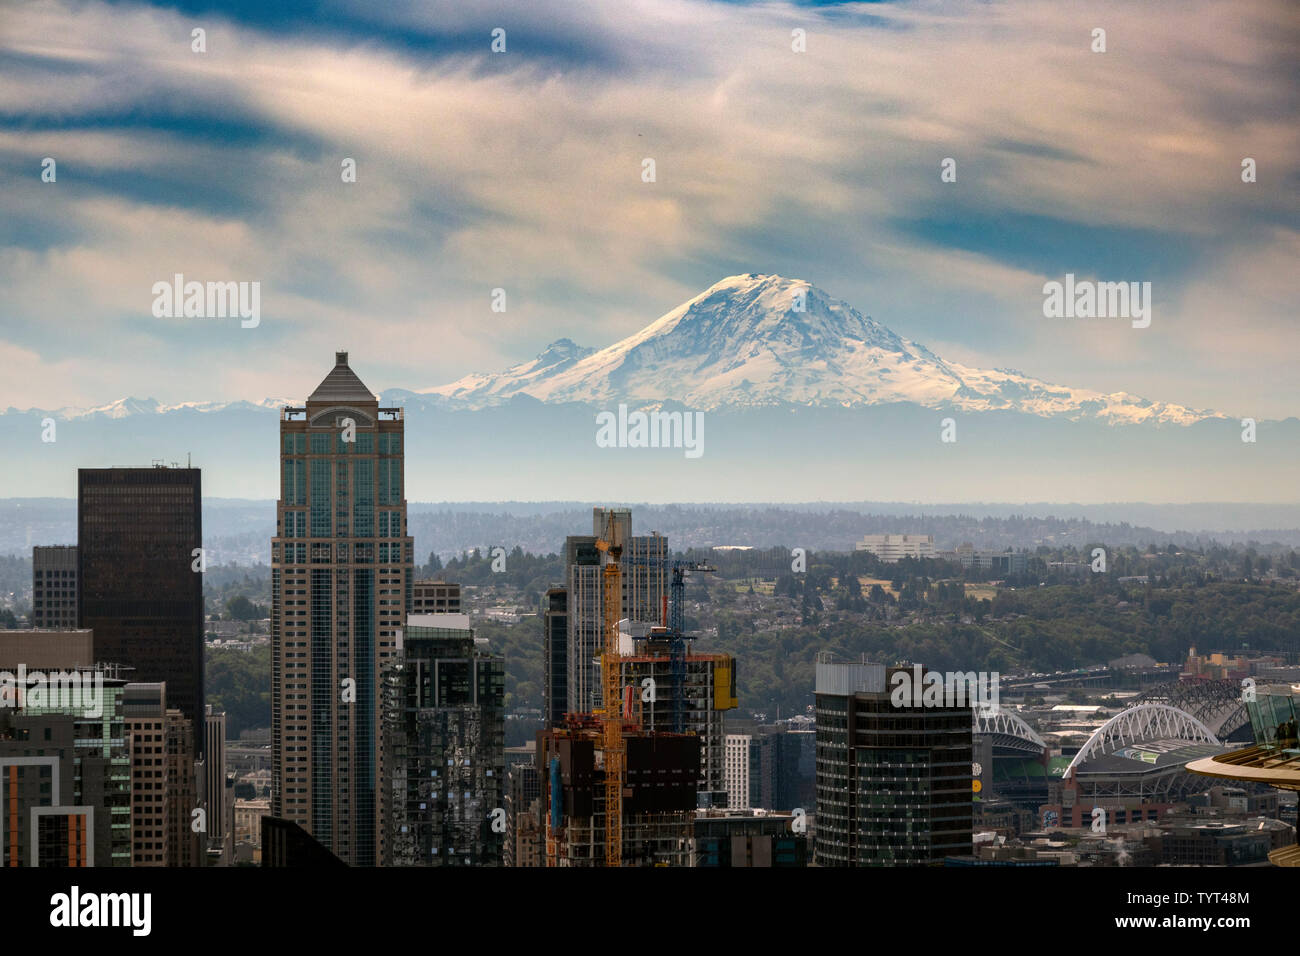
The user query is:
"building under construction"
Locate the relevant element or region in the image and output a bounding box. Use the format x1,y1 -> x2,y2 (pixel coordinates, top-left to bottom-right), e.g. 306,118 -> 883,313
616,623 -> 738,807
537,715 -> 700,866
537,506 -> 737,865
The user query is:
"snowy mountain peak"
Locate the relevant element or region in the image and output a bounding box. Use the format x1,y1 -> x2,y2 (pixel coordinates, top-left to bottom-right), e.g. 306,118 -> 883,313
422,276 -> 1220,425
651,273 -> 910,357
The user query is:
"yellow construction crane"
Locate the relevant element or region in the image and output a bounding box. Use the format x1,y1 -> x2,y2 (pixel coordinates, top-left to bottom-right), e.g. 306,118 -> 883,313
595,511 -> 626,867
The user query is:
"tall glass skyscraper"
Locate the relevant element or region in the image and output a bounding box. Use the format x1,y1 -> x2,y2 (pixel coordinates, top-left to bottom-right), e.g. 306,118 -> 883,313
272,352 -> 412,865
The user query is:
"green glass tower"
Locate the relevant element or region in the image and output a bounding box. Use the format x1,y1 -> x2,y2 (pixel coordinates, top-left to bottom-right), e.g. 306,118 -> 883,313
271,352 -> 413,865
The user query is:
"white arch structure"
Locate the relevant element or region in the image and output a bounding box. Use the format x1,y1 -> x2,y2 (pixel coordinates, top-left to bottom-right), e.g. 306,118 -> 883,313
1064,703 -> 1220,777
974,708 -> 1047,751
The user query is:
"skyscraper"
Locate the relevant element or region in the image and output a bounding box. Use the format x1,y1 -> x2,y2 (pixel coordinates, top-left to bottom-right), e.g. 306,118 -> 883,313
543,587 -> 568,727
564,508 -> 666,715
725,734 -> 751,810
271,352 -> 412,865
814,657 -> 973,865
381,614 -> 504,866
121,681 -> 201,866
77,466 -> 204,750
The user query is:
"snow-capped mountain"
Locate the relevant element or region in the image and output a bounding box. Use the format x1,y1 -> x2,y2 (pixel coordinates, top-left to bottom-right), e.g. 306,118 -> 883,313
5,397 -> 293,421
0,274 -> 1289,501
1,275 -> 1221,428
419,274 -> 1220,425
416,338 -> 596,406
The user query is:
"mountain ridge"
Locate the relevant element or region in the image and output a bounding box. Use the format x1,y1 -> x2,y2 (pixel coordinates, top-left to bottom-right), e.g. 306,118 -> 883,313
417,274 -> 1224,425
2,275 -> 1229,425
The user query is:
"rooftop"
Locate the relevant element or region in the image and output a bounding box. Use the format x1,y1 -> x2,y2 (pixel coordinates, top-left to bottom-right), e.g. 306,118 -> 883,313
307,351 -> 377,405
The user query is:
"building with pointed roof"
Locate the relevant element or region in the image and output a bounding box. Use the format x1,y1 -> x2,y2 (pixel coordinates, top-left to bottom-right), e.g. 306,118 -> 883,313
271,352 -> 413,865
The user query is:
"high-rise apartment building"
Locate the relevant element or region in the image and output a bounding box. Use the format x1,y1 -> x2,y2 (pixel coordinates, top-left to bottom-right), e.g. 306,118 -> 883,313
814,657 -> 973,865
120,681 -> 200,866
543,587 -> 568,727
381,614 -> 504,866
271,352 -> 413,865
564,508 -> 666,714
725,734 -> 751,810
123,683 -> 170,866
32,545 -> 78,629
77,465 -> 204,750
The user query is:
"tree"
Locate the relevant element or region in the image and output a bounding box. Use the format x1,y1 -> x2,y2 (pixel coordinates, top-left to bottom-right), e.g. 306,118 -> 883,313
226,595 -> 259,621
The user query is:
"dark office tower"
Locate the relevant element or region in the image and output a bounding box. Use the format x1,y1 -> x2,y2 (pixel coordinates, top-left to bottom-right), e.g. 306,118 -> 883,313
381,615 -> 505,866
271,352 -> 412,866
814,658 -> 973,866
543,587 -> 568,727
32,545 -> 78,629
78,466 -> 204,750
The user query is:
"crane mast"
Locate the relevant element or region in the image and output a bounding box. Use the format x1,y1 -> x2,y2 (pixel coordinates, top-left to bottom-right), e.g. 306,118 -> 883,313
595,515 -> 625,867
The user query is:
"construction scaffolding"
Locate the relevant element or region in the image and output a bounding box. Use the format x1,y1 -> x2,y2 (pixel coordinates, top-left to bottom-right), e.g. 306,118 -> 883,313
538,717 -> 700,867
540,509 -> 706,867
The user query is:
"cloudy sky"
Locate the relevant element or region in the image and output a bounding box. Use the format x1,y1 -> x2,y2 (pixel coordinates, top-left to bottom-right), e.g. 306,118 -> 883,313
1,0 -> 1296,418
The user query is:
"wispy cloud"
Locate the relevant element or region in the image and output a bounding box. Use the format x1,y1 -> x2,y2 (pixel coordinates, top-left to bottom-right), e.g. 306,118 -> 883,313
0,0 -> 1294,415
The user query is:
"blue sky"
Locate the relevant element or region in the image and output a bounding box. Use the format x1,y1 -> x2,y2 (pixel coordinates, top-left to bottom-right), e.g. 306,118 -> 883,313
0,0 -> 1296,417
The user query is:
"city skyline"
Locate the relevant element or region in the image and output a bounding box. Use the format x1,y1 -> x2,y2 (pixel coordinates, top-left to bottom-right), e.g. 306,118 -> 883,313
1,0 -> 1297,899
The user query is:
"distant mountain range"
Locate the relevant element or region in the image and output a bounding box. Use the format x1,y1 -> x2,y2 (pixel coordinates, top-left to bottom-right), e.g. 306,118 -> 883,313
9,274 -> 1227,425
0,275 -> 1292,502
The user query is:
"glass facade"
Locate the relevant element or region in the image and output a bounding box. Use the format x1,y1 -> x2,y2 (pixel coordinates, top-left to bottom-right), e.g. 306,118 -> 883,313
1246,688 -> 1300,750
815,666 -> 972,866
381,625 -> 505,865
